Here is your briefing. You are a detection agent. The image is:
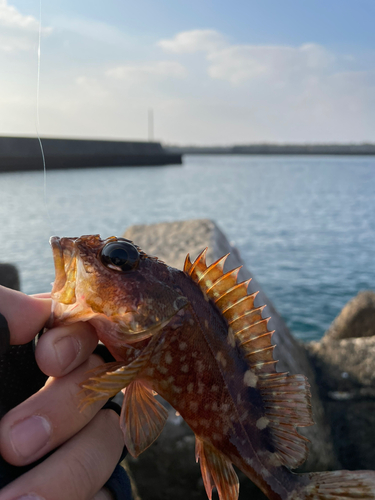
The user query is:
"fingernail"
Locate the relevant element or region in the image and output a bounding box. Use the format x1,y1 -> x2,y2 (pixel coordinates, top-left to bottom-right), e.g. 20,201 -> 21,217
10,416 -> 51,459
54,335 -> 80,370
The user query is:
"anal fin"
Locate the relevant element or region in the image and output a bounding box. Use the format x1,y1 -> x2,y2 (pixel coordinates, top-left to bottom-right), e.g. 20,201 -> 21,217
195,436 -> 239,500
121,380 -> 168,457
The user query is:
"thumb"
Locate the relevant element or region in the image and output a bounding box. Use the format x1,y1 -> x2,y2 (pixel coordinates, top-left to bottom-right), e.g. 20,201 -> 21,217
0,286 -> 51,346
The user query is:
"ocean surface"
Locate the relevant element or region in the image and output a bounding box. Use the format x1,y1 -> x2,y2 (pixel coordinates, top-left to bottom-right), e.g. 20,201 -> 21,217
1,154 -> 374,342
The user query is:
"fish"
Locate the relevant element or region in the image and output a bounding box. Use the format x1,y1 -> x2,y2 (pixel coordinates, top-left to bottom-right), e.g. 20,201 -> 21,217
49,234 -> 375,500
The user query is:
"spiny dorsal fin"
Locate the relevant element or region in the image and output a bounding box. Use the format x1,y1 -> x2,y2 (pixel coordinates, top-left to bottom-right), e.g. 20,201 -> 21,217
186,250 -> 314,470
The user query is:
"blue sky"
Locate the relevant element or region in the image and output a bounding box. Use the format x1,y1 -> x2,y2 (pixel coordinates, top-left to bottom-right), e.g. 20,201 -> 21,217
1,0 -> 374,144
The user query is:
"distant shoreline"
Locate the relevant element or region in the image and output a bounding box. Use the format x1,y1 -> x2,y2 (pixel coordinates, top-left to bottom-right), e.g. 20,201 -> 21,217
0,137 -> 182,172
166,143 -> 375,156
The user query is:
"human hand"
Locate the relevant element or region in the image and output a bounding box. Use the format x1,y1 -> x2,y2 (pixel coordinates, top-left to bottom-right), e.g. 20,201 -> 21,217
0,286 -> 126,500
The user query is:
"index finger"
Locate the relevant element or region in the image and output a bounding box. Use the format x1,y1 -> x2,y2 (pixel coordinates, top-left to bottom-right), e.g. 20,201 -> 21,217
0,286 -> 51,347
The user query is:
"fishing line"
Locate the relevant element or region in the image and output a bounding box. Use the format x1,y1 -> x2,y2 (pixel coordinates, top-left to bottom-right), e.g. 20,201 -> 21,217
36,0 -> 54,232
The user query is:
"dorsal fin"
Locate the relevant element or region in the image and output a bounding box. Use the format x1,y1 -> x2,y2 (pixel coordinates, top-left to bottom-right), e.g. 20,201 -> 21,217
185,250 -> 314,470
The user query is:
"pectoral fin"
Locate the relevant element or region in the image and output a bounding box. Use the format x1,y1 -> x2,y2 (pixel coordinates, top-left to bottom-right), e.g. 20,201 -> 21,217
195,436 -> 239,500
121,380 -> 168,457
79,361 -> 137,410
80,336 -> 159,410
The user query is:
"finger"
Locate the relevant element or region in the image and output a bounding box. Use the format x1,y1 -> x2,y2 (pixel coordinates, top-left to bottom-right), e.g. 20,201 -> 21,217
36,322 -> 98,377
0,286 -> 51,345
0,354 -> 107,466
0,409 -> 124,500
92,488 -> 115,500
31,292 -> 51,299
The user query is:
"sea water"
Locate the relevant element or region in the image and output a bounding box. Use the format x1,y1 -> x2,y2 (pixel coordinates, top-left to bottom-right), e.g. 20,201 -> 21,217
0,154 -> 374,342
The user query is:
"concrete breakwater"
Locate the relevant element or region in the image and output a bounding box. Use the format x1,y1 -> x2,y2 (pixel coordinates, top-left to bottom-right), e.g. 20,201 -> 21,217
0,137 -> 182,172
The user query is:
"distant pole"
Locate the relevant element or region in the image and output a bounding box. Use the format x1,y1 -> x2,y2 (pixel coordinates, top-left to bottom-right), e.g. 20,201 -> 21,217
148,108 -> 154,142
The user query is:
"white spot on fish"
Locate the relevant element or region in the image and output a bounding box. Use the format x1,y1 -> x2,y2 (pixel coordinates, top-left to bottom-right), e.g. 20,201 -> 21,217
216,351 -> 227,367
102,305 -> 113,317
256,417 -> 269,430
189,401 -> 199,412
212,401 -> 219,411
167,376 -> 175,384
211,385 -> 219,392
165,352 -> 173,364
157,365 -> 168,374
187,383 -> 194,393
192,352 -> 198,358
92,296 -> 103,306
212,433 -> 221,441
197,382 -> 205,394
172,385 -> 182,394
180,355 -> 186,362
204,320 -> 209,328
145,367 -> 155,376
196,360 -> 204,373
261,467 -> 271,478
181,364 -> 189,373
239,410 -> 249,422
199,419 -> 210,428
221,403 -> 230,412
189,318 -> 194,326
269,453 -> 282,467
179,342 -> 187,351
244,370 -> 258,387
237,394 -> 242,404
227,327 -> 236,347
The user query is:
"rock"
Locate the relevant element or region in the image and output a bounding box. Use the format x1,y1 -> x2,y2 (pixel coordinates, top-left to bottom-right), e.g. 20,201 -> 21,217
307,290 -> 375,469
323,291 -> 375,341
123,219 -> 337,499
308,336 -> 375,393
0,264 -> 20,291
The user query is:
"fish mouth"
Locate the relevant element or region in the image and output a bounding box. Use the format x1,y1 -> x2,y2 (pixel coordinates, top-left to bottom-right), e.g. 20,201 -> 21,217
50,236 -> 79,305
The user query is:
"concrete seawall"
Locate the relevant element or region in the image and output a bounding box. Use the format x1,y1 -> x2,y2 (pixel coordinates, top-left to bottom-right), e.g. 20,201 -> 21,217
0,137 -> 182,172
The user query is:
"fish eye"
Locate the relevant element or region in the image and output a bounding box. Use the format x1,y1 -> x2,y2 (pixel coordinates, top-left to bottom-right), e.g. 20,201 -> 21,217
100,241 -> 140,272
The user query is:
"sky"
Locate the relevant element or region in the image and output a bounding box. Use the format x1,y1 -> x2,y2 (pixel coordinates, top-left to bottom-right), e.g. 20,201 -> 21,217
0,0 -> 374,144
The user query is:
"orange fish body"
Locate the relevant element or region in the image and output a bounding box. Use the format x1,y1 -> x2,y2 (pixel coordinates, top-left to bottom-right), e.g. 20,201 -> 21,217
50,235 -> 375,500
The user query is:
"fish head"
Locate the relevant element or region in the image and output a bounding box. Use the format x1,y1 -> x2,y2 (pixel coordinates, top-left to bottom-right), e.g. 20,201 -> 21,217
50,235 -> 188,343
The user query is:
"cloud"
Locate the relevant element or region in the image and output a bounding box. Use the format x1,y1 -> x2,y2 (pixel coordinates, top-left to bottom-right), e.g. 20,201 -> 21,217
106,61 -> 187,82
159,29 -> 334,85
0,0 -> 51,52
158,29 -> 226,54
208,43 -> 334,85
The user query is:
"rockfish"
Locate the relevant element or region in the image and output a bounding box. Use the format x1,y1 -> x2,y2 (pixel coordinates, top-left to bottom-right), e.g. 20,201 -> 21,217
50,235 -> 375,500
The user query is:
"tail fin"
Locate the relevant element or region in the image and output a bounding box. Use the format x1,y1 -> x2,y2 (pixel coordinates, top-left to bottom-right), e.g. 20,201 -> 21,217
300,470 -> 375,499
